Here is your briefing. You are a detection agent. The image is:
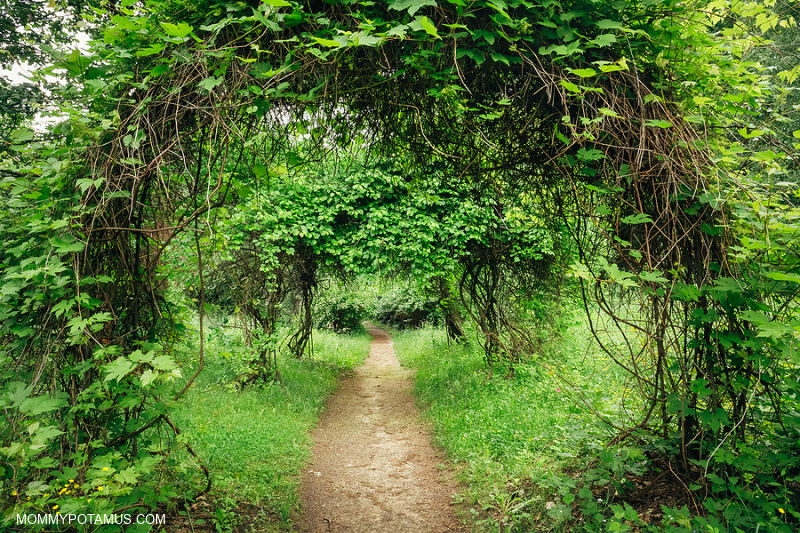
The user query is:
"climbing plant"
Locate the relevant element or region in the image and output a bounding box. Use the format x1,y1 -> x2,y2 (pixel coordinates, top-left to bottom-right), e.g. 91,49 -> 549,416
1,0 -> 799,529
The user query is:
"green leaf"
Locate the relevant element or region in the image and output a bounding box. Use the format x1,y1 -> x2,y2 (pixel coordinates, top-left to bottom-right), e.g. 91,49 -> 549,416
598,107 -> 620,118
151,355 -> 177,371
140,370 -> 157,387
415,16 -> 440,38
49,235 -> 85,254
561,80 -> 581,93
262,0 -> 291,6
591,34 -> 617,47
576,148 -> 604,161
620,213 -> 653,224
766,271 -> 800,284
312,36 -> 343,48
386,24 -> 408,38
596,19 -> 626,30
389,0 -> 437,15
104,357 -> 134,382
643,119 -> 673,128
20,396 -> 67,416
639,270 -> 668,283
160,22 -> 193,38
198,76 -> 224,92
135,43 -> 166,57
568,67 -> 597,78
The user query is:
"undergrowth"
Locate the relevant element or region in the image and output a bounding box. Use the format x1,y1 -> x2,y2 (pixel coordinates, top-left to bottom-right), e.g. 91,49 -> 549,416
392,322 -> 649,532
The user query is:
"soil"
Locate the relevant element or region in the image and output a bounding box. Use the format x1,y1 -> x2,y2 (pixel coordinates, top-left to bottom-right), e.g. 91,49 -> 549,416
296,325 -> 465,533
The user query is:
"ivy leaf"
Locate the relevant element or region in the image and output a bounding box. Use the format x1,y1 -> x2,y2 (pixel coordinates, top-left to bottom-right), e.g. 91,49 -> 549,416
160,22 -> 193,38
415,16 -> 440,38
104,357 -> 134,382
389,0 -> 437,16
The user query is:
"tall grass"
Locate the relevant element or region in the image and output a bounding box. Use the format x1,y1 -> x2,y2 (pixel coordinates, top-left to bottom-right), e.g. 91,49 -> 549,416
393,322 -> 636,531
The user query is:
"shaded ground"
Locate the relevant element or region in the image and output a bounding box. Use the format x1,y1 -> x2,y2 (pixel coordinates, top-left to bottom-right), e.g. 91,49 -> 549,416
297,325 -> 464,532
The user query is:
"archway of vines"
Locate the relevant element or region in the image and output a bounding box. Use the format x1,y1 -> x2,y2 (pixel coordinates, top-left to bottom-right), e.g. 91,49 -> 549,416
2,0 -> 798,527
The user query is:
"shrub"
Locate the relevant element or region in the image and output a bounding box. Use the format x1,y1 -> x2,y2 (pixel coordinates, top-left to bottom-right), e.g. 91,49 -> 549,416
374,286 -> 440,329
313,288 -> 368,333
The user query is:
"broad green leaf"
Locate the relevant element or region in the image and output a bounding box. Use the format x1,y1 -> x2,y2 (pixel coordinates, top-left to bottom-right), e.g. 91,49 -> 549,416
639,270 -> 668,283
312,36 -> 343,48
389,0 -> 436,15
596,19 -> 626,30
20,396 -> 67,416
198,76 -> 224,92
561,80 -> 580,93
644,119 -> 673,128
140,369 -> 157,387
416,16 -> 439,38
49,235 -> 85,253
576,148 -> 604,161
568,67 -> 597,78
160,22 -> 193,38
263,0 -> 291,6
386,24 -> 408,38
151,355 -> 177,371
104,357 -> 134,382
620,213 -> 653,224
766,271 -> 800,284
591,34 -> 617,47
136,43 -> 166,57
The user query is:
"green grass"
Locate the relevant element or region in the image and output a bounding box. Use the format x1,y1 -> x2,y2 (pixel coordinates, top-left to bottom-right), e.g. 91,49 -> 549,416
172,328 -> 371,531
392,322 -> 634,532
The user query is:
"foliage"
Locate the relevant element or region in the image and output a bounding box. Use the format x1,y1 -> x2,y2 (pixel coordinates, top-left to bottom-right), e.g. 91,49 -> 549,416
313,285 -> 370,334
1,0 -> 799,529
374,285 -> 441,329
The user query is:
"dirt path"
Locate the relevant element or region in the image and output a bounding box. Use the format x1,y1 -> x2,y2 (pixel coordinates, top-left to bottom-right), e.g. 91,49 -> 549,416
296,325 -> 464,533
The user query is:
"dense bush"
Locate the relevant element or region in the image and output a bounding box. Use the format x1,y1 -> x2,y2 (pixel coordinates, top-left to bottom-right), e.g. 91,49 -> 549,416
313,287 -> 369,333
374,287 -> 441,329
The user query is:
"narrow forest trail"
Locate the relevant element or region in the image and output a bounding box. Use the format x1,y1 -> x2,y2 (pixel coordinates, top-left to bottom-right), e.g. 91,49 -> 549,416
296,325 -> 464,533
